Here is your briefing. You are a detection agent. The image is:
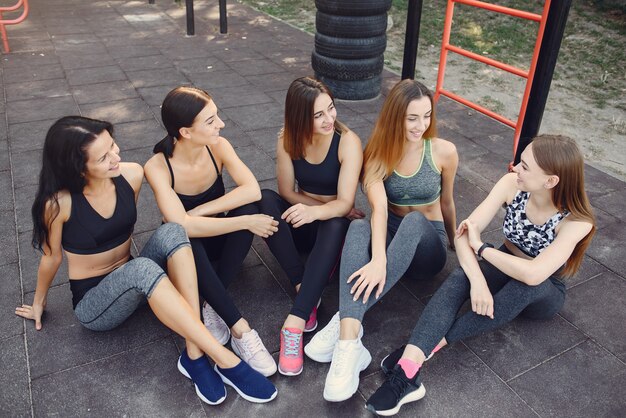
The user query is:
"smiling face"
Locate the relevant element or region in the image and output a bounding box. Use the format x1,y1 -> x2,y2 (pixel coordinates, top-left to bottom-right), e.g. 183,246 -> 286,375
183,100 -> 225,145
513,143 -> 558,192
84,129 -> 121,180
312,93 -> 336,136
405,96 -> 432,143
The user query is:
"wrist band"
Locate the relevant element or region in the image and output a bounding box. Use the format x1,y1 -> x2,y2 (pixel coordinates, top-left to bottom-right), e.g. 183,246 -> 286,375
477,242 -> 494,259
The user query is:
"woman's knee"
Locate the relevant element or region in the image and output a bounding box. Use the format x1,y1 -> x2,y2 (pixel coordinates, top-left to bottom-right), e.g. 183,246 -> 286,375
126,257 -> 168,297
347,218 -> 370,239
399,210 -> 430,232
143,223 -> 190,261
320,216 -> 350,237
229,202 -> 259,216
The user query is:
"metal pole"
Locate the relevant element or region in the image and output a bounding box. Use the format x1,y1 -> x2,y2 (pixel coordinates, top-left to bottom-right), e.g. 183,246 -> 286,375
514,0 -> 571,164
185,0 -> 195,36
401,0 -> 424,80
219,0 -> 227,34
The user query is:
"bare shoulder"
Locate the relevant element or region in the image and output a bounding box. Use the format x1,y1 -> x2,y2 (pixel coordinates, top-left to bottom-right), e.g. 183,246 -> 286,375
497,172 -> 519,203
120,162 -> 143,192
49,189 -> 71,222
144,153 -> 168,175
339,128 -> 361,146
338,129 -> 362,160
430,137 -> 457,158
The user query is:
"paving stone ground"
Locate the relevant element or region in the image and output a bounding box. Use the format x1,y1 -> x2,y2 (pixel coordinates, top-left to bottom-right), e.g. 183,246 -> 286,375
1,1 -> 625,417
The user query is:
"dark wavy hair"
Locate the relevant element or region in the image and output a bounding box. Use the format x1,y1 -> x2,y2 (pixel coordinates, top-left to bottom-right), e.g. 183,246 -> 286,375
153,86 -> 213,157
31,116 -> 114,252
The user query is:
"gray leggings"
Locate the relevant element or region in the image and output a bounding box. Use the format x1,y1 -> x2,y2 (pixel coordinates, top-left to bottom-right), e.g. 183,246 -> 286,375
409,245 -> 566,356
339,210 -> 447,322
74,223 -> 191,331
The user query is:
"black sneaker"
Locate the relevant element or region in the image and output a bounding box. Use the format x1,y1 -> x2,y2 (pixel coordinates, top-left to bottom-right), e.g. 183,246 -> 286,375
366,364 -> 426,416
380,345 -> 406,374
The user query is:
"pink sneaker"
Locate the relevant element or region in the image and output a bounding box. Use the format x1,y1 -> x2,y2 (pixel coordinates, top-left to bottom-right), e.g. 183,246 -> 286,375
278,327 -> 304,376
304,299 -> 321,333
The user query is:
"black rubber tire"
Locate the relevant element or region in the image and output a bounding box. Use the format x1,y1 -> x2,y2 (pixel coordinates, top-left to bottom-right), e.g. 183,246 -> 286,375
315,0 -> 392,17
311,51 -> 384,81
315,12 -> 388,38
316,74 -> 381,100
315,33 -> 386,59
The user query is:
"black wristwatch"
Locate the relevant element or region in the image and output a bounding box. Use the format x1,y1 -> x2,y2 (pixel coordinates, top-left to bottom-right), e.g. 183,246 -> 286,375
476,242 -> 494,260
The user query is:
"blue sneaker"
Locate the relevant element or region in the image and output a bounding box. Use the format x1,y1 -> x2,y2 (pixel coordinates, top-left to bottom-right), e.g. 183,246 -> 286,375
215,360 -> 278,403
178,350 -> 226,405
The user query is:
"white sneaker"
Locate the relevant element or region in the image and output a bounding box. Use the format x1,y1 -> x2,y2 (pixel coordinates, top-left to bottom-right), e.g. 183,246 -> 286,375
304,311 -> 363,363
231,329 -> 277,377
323,339 -> 371,402
202,302 -> 230,345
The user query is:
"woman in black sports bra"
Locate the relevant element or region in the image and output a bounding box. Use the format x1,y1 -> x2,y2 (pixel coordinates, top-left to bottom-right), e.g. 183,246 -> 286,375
16,116 -> 277,406
145,87 -> 278,377
257,77 -> 364,376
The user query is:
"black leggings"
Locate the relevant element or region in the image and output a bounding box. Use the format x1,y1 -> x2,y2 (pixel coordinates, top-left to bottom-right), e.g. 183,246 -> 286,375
409,245 -> 566,356
259,189 -> 350,320
191,203 -> 257,328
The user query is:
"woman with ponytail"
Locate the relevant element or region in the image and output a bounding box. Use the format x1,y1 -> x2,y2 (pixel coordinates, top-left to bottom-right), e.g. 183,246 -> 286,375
144,86 -> 278,377
16,116 -> 277,406
365,135 -> 595,416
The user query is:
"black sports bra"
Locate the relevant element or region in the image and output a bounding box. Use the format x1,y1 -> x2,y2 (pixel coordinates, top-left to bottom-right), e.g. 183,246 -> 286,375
164,146 -> 225,212
62,175 -> 136,255
292,130 -> 341,196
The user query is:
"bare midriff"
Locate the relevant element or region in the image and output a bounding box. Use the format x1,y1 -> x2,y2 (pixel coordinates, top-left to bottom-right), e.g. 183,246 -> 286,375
388,199 -> 444,222
299,189 -> 337,204
504,239 -> 533,260
65,237 -> 132,280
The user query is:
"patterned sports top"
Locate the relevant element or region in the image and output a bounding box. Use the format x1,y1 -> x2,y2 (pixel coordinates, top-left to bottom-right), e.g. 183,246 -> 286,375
503,190 -> 569,257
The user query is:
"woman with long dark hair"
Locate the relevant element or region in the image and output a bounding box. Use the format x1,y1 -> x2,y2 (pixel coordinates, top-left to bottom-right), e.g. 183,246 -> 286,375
366,135 -> 595,415
304,79 -> 458,402
16,116 -> 277,406
144,86 -> 277,377
258,76 -> 363,376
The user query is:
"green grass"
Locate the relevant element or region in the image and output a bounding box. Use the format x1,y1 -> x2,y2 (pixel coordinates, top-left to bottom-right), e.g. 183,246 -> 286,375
236,0 -> 625,109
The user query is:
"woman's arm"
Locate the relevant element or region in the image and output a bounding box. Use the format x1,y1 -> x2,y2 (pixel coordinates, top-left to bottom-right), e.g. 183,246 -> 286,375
15,193 -> 69,329
348,179 -> 389,303
120,162 -> 144,202
437,139 -> 459,248
187,138 -> 262,217
471,219 -> 593,285
144,154 -> 276,238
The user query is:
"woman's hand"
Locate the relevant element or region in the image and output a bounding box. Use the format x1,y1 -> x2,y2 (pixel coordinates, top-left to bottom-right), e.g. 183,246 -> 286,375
346,207 -> 366,221
246,214 -> 279,238
15,301 -> 46,330
347,259 -> 386,304
457,219 -> 483,252
470,282 -> 494,319
282,203 -> 318,228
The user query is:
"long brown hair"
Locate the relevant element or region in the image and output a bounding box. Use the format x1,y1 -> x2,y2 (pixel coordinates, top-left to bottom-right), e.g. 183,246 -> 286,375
362,79 -> 437,189
532,135 -> 596,276
281,76 -> 346,159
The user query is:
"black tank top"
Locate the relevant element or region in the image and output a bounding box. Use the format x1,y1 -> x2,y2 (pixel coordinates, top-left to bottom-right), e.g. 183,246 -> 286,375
292,130 -> 341,196
62,175 -> 136,255
164,146 -> 225,211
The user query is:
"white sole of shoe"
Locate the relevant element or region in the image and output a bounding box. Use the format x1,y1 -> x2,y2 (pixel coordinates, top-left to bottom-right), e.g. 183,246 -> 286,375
323,347 -> 372,402
367,384 -> 426,416
214,366 -> 278,403
278,365 -> 303,376
177,359 -> 226,405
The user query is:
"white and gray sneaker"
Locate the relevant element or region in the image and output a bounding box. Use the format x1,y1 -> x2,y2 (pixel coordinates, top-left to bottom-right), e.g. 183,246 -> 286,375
323,339 -> 372,402
202,302 -> 230,345
304,311 -> 363,363
231,329 -> 277,377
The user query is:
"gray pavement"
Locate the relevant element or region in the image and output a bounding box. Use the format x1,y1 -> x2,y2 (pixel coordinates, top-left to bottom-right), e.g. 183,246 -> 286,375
1,0 -> 625,417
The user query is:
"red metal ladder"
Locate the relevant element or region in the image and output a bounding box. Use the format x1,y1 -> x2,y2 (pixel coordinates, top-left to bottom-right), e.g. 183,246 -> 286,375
0,0 -> 30,53
435,0 -> 552,167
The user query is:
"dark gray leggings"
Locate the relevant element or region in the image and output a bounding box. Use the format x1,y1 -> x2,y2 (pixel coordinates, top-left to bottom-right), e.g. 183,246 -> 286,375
339,210 -> 447,322
74,223 -> 191,331
409,245 -> 566,356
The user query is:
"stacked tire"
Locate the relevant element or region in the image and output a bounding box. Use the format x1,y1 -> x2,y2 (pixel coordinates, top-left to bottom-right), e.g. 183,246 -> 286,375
313,0 -> 392,100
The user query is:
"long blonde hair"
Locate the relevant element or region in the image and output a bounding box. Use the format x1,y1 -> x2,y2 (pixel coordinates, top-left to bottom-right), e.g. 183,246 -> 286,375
362,79 -> 437,189
532,135 -> 596,276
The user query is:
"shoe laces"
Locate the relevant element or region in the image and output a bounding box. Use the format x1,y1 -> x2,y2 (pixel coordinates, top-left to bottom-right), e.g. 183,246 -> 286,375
282,329 -> 302,357
238,331 -> 264,358
319,316 -> 340,341
203,303 -> 224,329
331,344 -> 352,376
384,368 -> 412,401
